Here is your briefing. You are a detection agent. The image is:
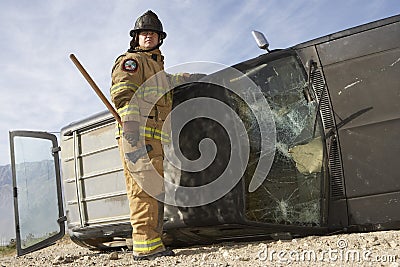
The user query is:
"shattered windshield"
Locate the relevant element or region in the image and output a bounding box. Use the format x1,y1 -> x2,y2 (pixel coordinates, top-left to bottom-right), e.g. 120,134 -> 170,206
236,55 -> 326,226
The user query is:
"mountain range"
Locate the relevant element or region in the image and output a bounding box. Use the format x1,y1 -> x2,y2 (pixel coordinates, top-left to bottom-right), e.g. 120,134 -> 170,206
0,164 -> 14,243
0,160 -> 61,244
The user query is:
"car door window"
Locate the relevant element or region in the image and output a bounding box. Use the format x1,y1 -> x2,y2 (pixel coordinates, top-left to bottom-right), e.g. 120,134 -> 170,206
10,131 -> 65,256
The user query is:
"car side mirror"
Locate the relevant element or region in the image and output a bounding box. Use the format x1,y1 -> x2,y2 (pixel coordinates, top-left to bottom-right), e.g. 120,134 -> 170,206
252,30 -> 270,52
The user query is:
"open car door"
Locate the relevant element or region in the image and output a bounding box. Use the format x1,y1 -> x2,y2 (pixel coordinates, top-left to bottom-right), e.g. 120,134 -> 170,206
9,130 -> 66,256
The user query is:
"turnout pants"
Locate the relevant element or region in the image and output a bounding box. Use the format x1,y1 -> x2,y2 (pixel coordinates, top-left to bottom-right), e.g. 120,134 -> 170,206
118,138 -> 166,256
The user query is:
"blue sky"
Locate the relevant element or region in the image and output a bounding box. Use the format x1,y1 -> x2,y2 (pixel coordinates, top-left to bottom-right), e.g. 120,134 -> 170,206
0,0 -> 399,167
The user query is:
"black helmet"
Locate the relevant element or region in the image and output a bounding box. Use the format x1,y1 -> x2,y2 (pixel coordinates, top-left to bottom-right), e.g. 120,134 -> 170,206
130,10 -> 167,40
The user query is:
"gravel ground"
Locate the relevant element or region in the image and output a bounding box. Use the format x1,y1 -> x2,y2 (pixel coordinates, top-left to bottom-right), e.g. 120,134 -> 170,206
1,230 -> 399,266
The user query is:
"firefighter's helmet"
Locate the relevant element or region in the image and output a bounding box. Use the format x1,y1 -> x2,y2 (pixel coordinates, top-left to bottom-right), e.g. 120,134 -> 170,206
130,10 -> 167,40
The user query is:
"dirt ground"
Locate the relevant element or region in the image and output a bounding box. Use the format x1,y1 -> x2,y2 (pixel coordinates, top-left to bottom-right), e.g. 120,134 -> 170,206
1,230 -> 399,266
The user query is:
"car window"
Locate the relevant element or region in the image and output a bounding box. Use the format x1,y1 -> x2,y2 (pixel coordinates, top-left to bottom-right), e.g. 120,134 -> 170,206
238,56 -> 326,226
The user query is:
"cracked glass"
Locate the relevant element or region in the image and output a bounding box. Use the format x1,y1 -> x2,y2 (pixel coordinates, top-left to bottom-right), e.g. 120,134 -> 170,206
236,55 -> 327,226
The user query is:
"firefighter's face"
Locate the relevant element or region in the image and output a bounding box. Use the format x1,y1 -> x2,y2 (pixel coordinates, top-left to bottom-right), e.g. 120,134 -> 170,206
138,31 -> 159,49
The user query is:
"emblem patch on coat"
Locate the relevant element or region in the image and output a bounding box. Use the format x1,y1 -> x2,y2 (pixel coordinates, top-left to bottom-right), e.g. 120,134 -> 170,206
122,59 -> 138,72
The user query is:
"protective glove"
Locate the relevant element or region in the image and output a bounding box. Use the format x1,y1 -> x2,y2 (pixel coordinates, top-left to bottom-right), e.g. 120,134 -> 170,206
123,121 -> 139,147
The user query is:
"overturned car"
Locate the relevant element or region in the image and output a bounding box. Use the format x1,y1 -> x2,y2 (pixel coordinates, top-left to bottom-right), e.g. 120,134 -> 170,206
9,14 -> 400,256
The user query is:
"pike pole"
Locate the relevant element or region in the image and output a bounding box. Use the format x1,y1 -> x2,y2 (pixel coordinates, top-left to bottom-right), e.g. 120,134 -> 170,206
69,54 -> 123,126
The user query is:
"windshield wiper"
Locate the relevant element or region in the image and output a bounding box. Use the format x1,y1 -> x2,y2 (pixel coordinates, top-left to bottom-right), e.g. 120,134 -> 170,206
325,107 -> 373,139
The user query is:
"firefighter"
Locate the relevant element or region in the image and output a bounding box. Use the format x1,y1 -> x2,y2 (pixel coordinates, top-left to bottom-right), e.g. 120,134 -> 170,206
110,10 -> 175,260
